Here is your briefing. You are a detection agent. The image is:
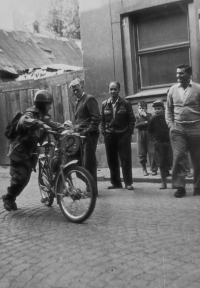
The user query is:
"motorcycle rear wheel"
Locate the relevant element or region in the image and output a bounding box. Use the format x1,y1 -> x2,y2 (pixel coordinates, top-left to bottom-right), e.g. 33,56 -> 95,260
57,165 -> 97,223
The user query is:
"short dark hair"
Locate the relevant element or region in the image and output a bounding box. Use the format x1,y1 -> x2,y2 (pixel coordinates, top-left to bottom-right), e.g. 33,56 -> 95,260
108,81 -> 120,89
138,101 -> 147,108
152,100 -> 165,109
176,64 -> 192,75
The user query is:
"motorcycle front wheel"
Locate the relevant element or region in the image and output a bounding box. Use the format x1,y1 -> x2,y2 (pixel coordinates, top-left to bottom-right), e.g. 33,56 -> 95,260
57,165 -> 97,223
38,161 -> 54,207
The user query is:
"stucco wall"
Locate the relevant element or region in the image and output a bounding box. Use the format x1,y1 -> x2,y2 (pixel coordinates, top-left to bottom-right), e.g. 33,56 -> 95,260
79,0 -> 124,103
79,0 -> 197,168
79,0 -> 200,100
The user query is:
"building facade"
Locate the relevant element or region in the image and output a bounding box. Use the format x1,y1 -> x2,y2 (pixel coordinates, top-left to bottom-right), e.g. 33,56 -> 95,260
79,0 -> 200,110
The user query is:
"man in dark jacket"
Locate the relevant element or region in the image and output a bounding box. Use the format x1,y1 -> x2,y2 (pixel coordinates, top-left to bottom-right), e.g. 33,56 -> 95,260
101,81 -> 135,190
2,90 -> 64,211
69,78 -> 100,185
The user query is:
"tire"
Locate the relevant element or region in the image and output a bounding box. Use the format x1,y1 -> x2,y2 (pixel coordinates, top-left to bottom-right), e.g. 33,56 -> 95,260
57,165 -> 97,223
38,161 -> 54,207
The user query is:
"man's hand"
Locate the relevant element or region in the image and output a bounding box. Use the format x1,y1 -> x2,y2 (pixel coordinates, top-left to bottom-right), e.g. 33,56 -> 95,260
42,124 -> 52,131
80,129 -> 88,136
43,115 -> 51,123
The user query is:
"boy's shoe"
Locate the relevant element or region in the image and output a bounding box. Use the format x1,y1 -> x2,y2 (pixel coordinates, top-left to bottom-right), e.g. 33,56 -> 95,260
174,188 -> 186,198
152,171 -> 157,176
125,185 -> 134,190
159,183 -> 167,189
2,195 -> 17,211
143,170 -> 149,176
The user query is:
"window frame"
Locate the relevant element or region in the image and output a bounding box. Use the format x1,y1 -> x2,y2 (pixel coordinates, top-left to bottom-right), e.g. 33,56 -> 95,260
130,2 -> 191,91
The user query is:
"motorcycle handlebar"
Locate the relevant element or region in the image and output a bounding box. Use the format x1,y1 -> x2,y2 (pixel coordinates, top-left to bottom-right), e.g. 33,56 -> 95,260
46,130 -> 59,136
46,130 -> 86,139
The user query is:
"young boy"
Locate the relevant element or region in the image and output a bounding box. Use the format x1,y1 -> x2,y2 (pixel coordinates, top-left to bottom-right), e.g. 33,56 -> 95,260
135,101 -> 157,176
148,100 -> 170,189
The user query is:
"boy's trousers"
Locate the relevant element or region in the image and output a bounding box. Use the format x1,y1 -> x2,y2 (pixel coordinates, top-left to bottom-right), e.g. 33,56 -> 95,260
137,130 -> 157,171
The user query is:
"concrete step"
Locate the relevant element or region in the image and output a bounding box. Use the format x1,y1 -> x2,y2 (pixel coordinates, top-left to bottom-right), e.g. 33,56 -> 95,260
97,167 -> 193,184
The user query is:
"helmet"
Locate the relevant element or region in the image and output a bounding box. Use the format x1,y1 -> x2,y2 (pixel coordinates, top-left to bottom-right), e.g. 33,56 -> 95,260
34,90 -> 53,104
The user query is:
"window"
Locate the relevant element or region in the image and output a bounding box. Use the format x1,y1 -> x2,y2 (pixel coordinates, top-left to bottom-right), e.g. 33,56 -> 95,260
34,24 -> 39,34
39,45 -> 56,59
33,21 -> 40,34
134,4 -> 190,89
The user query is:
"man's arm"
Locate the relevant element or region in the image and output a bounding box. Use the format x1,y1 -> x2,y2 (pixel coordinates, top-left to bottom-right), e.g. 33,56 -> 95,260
18,112 -> 44,131
100,102 -> 106,136
84,97 -> 101,134
165,87 -> 174,128
43,115 -> 65,132
19,112 -> 64,133
125,100 -> 136,133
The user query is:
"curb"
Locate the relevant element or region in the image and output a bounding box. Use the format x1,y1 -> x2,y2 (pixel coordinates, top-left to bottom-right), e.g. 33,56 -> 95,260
97,176 -> 193,184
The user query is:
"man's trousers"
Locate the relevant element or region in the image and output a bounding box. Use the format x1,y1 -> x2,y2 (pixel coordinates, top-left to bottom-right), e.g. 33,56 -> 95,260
170,122 -> 200,189
82,132 -> 99,184
104,131 -> 132,186
6,159 -> 32,202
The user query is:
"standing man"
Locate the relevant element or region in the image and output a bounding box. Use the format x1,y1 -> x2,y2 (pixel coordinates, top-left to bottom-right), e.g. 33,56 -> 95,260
166,64 -> 200,197
101,81 -> 135,190
69,78 -> 100,186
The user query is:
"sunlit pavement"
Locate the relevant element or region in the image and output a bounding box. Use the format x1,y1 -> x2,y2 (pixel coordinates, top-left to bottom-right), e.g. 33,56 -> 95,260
0,166 -> 200,288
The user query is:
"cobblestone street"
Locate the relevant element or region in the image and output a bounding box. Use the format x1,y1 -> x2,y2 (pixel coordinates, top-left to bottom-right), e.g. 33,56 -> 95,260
1,167 -> 200,288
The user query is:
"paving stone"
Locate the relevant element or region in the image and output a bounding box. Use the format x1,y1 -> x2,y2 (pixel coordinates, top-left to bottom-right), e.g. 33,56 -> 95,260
0,170 -> 200,288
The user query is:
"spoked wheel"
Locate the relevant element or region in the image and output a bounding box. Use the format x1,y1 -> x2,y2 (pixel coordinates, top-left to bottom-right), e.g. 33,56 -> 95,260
57,165 -> 97,223
38,162 -> 54,207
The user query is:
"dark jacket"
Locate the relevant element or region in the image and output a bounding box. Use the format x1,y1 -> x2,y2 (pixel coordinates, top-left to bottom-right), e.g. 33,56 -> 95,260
148,113 -> 170,143
75,93 -> 101,135
101,96 -> 135,135
7,106 -> 64,167
135,113 -> 152,131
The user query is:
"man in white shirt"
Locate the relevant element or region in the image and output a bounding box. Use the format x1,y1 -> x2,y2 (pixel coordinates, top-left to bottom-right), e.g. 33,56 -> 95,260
166,64 -> 200,197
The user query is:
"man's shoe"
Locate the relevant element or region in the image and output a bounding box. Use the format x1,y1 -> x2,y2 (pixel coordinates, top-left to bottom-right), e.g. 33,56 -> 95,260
107,185 -> 123,189
11,202 -> 17,211
152,171 -> 157,176
143,170 -> 149,176
159,183 -> 167,189
2,195 -> 17,211
165,171 -> 171,177
186,172 -> 193,178
193,189 -> 200,196
41,197 -> 48,203
125,185 -> 134,190
174,188 -> 186,198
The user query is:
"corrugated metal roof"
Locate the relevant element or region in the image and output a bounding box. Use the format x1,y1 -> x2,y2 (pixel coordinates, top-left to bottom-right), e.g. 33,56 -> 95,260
0,30 -> 82,73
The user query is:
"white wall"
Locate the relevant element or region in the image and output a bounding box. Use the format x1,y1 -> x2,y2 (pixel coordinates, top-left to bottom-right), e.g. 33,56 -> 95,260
0,0 -> 14,30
